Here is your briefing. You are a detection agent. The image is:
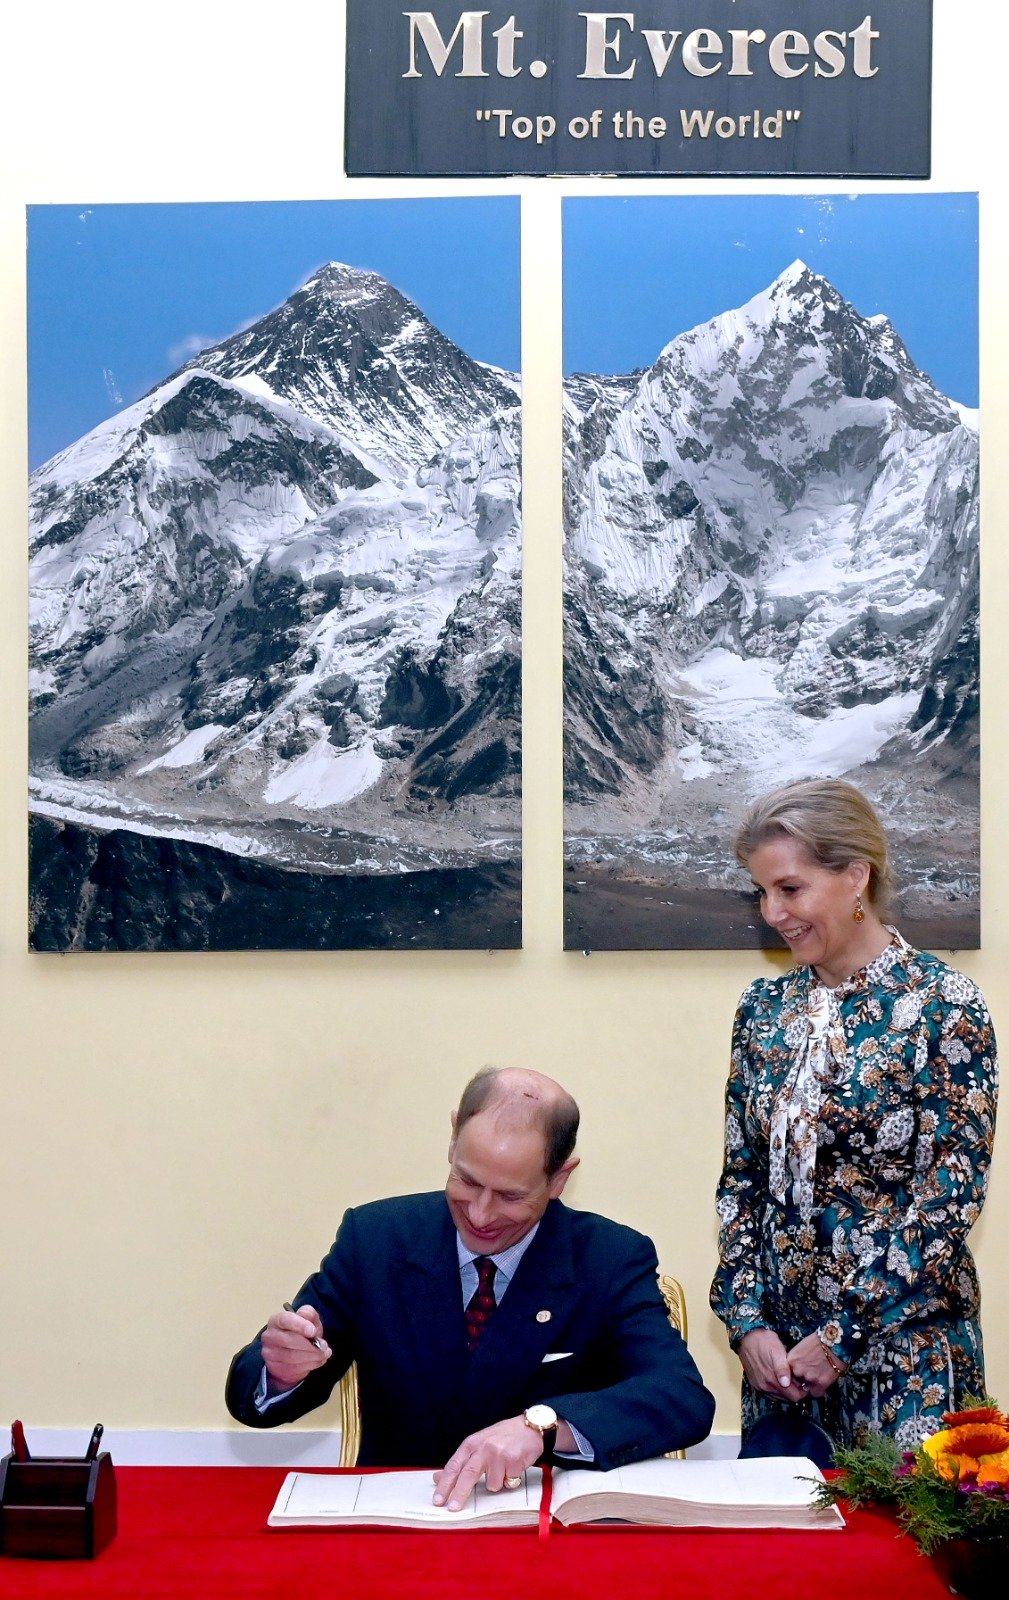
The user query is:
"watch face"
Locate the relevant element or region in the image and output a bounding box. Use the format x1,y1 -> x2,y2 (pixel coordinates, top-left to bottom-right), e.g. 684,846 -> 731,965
525,1404 -> 558,1431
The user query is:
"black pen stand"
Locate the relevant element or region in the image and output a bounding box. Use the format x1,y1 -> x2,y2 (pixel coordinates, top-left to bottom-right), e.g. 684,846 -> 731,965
0,1452 -> 117,1558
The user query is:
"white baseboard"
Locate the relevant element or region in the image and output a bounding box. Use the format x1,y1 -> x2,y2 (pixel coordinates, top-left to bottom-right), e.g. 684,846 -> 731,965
684,1433 -> 741,1460
25,1429 -> 349,1467
26,1428 -> 742,1466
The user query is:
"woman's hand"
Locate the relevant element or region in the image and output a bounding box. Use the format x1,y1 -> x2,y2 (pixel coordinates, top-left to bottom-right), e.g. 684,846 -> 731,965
786,1333 -> 847,1399
736,1329 -> 808,1402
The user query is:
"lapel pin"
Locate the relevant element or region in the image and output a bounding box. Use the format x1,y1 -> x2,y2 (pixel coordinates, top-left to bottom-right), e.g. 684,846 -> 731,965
536,1309 -> 552,1323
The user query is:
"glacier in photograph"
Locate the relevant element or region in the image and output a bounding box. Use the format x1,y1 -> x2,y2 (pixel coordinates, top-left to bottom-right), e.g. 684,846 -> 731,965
29,263 -> 522,950
564,261 -> 979,950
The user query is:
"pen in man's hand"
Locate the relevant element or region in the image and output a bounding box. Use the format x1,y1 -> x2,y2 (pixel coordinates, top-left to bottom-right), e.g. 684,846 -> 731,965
11,1420 -> 30,1462
283,1303 -> 326,1352
85,1423 -> 104,1461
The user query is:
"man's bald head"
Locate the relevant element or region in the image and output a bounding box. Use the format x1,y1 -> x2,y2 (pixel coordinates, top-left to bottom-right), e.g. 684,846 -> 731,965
453,1067 -> 580,1177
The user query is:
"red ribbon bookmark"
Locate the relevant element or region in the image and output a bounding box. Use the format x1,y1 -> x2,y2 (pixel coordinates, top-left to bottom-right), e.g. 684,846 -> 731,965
538,1465 -> 553,1540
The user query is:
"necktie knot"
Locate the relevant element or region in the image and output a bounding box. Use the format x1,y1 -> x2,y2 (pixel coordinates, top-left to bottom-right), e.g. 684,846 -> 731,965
465,1256 -> 498,1349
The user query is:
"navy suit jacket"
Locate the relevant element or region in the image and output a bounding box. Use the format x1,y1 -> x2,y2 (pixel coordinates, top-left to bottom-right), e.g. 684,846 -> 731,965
226,1192 -> 715,1469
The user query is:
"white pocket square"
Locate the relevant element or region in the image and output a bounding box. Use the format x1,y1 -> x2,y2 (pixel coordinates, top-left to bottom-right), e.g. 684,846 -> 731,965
541,1351 -> 573,1363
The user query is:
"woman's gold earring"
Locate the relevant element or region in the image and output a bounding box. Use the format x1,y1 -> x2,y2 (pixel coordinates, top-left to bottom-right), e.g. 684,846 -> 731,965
853,894 -> 865,924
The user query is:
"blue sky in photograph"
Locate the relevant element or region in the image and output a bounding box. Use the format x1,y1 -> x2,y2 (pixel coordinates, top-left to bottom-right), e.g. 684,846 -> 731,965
28,198 -> 521,469
563,194 -> 979,407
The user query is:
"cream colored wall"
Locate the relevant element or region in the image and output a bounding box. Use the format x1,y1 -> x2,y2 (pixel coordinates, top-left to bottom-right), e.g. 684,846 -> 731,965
1,2 -> 1005,1438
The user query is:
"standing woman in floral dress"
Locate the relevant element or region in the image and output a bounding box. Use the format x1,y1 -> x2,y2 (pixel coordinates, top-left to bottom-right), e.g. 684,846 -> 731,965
710,779 -> 998,1450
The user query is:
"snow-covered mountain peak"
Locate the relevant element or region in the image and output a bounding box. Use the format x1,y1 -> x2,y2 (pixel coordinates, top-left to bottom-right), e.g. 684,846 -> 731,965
728,258 -> 844,335
183,260 -> 430,385
646,261 -> 831,382
774,256 -> 811,287
285,259 -> 429,341
299,260 -> 392,301
635,257 -> 958,458
167,260 -> 519,478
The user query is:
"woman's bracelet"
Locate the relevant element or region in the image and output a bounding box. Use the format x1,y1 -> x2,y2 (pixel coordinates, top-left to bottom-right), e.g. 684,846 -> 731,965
818,1339 -> 845,1375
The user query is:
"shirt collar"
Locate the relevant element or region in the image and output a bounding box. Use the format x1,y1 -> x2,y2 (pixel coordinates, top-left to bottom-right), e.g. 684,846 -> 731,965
456,1221 -> 541,1288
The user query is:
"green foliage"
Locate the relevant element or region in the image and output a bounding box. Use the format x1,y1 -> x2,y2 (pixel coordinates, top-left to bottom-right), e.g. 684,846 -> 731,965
899,1454 -> 971,1554
813,1433 -> 903,1511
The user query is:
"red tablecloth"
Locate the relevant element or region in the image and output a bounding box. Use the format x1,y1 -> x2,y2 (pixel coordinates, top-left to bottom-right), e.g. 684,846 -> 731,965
0,1467 -> 953,1599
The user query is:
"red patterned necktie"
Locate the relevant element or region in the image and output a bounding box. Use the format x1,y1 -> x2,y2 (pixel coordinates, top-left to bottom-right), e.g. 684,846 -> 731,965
465,1256 -> 498,1349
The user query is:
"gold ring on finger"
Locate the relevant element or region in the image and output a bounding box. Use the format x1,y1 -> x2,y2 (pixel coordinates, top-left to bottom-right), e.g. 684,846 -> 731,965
504,1475 -> 523,1490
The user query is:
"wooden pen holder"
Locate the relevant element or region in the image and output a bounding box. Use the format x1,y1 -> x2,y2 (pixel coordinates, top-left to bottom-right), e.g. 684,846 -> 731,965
0,1452 -> 117,1559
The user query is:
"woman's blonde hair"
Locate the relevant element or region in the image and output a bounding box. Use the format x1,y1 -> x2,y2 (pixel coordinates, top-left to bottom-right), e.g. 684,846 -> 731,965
733,779 -> 893,907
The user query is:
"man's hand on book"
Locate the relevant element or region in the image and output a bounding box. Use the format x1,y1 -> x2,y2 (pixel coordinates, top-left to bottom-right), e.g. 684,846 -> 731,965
433,1414 -> 572,1512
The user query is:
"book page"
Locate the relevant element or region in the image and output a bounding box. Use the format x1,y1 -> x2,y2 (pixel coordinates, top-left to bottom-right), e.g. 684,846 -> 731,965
551,1456 -> 826,1512
272,1471 -> 367,1520
355,1469 -> 540,1522
270,1468 -> 542,1526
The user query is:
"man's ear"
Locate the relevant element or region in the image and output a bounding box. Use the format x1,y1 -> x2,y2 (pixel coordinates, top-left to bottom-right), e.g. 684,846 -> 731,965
447,1109 -> 458,1163
548,1156 -> 579,1199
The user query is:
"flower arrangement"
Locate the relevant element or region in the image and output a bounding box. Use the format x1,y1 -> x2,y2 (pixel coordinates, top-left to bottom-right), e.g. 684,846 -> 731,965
815,1399 -> 1009,1556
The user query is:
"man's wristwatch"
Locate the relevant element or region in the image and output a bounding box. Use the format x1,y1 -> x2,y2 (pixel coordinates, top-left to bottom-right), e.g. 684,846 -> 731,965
523,1403 -> 558,1459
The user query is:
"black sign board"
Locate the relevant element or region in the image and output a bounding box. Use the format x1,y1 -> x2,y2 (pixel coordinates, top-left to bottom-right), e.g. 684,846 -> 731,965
345,1 -> 931,178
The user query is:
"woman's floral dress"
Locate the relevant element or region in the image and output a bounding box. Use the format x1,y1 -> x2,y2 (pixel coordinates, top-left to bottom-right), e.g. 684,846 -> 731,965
710,934 -> 998,1449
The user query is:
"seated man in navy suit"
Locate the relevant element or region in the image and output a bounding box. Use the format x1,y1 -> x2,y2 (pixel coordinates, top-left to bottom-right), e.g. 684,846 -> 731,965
226,1066 -> 715,1509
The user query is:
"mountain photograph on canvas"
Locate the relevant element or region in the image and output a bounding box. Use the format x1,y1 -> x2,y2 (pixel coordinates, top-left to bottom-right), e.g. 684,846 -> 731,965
28,199 -> 522,951
563,195 -> 979,951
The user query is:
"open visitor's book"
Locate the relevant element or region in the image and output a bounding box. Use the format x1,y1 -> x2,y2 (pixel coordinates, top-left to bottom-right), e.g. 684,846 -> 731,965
267,1456 -> 845,1532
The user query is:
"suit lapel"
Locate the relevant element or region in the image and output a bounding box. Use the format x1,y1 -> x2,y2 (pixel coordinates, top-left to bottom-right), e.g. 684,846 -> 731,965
397,1198 -> 469,1414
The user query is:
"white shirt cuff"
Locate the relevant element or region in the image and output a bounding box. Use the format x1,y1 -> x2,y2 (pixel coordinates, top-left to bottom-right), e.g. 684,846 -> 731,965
254,1364 -> 302,1412
555,1420 -> 594,1462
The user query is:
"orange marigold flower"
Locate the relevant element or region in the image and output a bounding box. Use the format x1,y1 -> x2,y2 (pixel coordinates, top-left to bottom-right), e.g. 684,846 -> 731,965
944,1424 -> 1009,1457
941,1406 -> 1007,1428
976,1450 -> 1009,1487
923,1421 -> 1009,1469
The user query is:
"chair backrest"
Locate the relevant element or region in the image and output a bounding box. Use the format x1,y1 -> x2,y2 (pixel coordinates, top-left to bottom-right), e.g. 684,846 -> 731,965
658,1272 -> 688,1342
339,1363 -> 361,1468
657,1272 -> 689,1460
336,1270 -> 691,1468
